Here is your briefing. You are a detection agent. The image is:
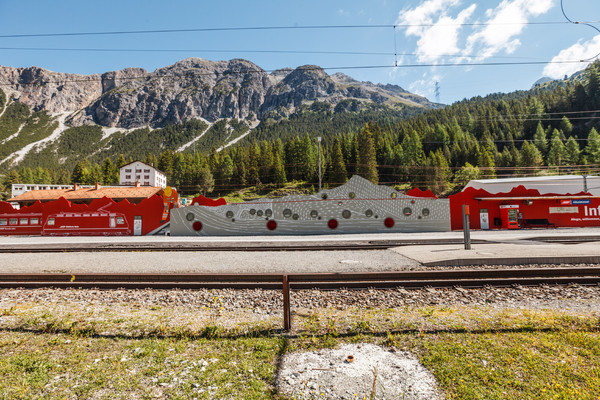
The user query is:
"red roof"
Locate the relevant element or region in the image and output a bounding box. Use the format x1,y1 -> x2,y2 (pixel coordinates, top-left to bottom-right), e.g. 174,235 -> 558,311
9,185 -> 162,203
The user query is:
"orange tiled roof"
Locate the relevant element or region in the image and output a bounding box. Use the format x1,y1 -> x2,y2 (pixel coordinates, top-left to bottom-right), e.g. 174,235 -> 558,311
8,186 -> 163,203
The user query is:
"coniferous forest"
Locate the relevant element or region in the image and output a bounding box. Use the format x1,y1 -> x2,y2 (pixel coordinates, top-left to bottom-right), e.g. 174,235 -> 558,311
2,61 -> 600,199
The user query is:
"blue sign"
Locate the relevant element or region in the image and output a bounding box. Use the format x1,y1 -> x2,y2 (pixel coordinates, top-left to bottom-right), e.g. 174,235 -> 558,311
572,199 -> 591,205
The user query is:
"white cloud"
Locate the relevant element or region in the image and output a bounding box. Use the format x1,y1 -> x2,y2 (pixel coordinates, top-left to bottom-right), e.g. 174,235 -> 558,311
397,0 -> 477,63
543,34 -> 600,78
464,0 -> 553,60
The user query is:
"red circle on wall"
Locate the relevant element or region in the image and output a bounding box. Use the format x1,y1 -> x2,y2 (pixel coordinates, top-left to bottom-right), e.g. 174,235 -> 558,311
266,220 -> 277,231
384,217 -> 395,228
328,219 -> 338,229
192,221 -> 203,231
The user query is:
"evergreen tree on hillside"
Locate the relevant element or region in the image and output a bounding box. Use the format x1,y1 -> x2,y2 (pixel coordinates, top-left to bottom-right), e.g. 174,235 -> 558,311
71,160 -> 90,184
519,141 -> 543,175
533,122 -> 548,154
327,136 -> 348,185
356,123 -> 379,184
584,127 -> 600,164
564,136 -> 581,166
547,129 -> 567,166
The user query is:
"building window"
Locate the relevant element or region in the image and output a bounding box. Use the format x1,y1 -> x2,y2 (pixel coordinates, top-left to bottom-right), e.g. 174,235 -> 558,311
144,181 -> 150,186
144,169 -> 150,173
144,175 -> 149,179
20,218 -> 28,225
0,219 -> 6,226
9,218 -> 18,225
30,218 -> 39,225
125,169 -> 132,172
126,175 -> 131,179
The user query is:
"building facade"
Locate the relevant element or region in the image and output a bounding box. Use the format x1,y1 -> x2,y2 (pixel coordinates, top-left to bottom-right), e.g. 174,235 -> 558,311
119,161 -> 167,188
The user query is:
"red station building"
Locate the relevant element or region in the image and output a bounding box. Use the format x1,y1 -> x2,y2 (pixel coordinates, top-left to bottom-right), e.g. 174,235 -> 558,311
448,175 -> 600,230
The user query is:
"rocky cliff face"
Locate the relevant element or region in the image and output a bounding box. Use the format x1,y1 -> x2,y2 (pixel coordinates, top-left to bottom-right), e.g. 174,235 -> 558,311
0,58 -> 438,129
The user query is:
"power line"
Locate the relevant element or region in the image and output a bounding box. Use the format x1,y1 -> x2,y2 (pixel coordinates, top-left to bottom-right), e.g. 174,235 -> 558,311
0,21 -> 594,39
560,0 -> 600,61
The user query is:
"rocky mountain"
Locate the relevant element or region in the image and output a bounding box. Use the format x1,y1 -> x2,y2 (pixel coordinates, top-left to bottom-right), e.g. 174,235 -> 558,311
0,58 -> 440,169
1,58 -> 438,130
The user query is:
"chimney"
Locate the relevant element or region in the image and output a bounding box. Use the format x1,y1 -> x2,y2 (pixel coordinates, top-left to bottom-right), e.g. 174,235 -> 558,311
95,182 -> 101,190
73,183 -> 79,191
135,181 -> 141,188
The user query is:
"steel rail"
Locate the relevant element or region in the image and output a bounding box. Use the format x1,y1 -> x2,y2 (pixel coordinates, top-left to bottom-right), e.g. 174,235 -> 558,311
3,267 -> 600,330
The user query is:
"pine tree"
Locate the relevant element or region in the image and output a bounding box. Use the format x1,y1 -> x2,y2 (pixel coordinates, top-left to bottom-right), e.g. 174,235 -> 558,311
271,142 -> 287,186
547,129 -> 567,166
584,127 -> 600,164
102,157 -> 118,185
564,136 -> 581,166
357,123 -> 379,184
71,160 -> 90,184
533,122 -> 548,154
453,162 -> 482,187
519,140 -> 543,175
327,137 -> 347,185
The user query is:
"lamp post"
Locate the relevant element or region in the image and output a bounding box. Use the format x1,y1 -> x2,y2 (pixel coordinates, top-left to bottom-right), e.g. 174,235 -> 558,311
317,137 -> 322,192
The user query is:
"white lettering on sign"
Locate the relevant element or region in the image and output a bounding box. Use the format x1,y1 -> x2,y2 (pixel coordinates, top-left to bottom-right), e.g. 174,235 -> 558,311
584,205 -> 600,216
549,206 -> 578,214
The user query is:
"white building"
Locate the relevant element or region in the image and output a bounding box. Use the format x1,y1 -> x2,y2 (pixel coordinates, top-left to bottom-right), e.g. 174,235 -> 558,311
119,161 -> 167,188
11,183 -> 96,198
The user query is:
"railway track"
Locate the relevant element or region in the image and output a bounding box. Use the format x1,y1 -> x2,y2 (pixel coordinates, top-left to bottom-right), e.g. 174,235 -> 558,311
2,267 -> 600,290
3,267 -> 599,330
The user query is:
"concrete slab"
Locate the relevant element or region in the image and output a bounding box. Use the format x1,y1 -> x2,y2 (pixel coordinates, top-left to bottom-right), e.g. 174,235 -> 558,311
392,241 -> 600,266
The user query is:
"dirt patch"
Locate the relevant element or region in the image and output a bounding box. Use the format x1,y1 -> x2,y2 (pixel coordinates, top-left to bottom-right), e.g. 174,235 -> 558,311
277,343 -> 444,399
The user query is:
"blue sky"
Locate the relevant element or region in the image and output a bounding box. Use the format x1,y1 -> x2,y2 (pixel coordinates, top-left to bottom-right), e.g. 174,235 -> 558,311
0,0 -> 599,104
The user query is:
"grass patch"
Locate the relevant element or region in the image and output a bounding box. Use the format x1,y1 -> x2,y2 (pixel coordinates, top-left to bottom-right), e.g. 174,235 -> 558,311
1,298 -> 600,398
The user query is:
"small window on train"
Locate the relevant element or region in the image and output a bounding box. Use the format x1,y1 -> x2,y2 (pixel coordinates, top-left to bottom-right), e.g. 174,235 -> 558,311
30,218 -> 39,225
422,208 -> 430,217
9,218 -> 17,225
0,219 -> 6,226
116,217 -> 125,224
47,218 -> 55,226
20,218 -> 28,225
283,209 -> 292,218
403,207 -> 412,216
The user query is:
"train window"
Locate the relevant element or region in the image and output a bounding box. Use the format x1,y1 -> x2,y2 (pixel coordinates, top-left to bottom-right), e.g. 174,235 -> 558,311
257,210 -> 264,217
342,210 -> 351,219
365,209 -> 373,217
310,210 -> 318,218
47,218 -> 55,226
422,208 -> 430,217
20,218 -> 28,225
292,213 -> 299,220
265,209 -> 273,217
30,218 -> 39,225
116,217 -> 125,224
186,212 -> 195,221
283,209 -> 292,218
225,210 -> 234,219
9,218 -> 17,225
0,219 -> 6,225
349,192 -> 356,199
249,209 -> 256,215
403,207 -> 412,216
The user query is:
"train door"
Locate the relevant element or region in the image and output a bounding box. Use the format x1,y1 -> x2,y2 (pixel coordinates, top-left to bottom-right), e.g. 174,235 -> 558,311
134,216 -> 142,236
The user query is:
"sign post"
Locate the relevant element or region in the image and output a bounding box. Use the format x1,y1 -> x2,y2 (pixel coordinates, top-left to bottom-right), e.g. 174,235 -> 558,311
462,205 -> 471,250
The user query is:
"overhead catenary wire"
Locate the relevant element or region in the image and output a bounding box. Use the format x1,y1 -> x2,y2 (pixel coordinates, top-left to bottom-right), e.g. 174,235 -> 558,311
560,0 -> 600,61
2,21 -> 598,39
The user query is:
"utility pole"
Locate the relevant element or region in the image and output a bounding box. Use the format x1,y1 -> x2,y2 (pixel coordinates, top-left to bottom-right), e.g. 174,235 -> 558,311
317,136 -> 322,192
